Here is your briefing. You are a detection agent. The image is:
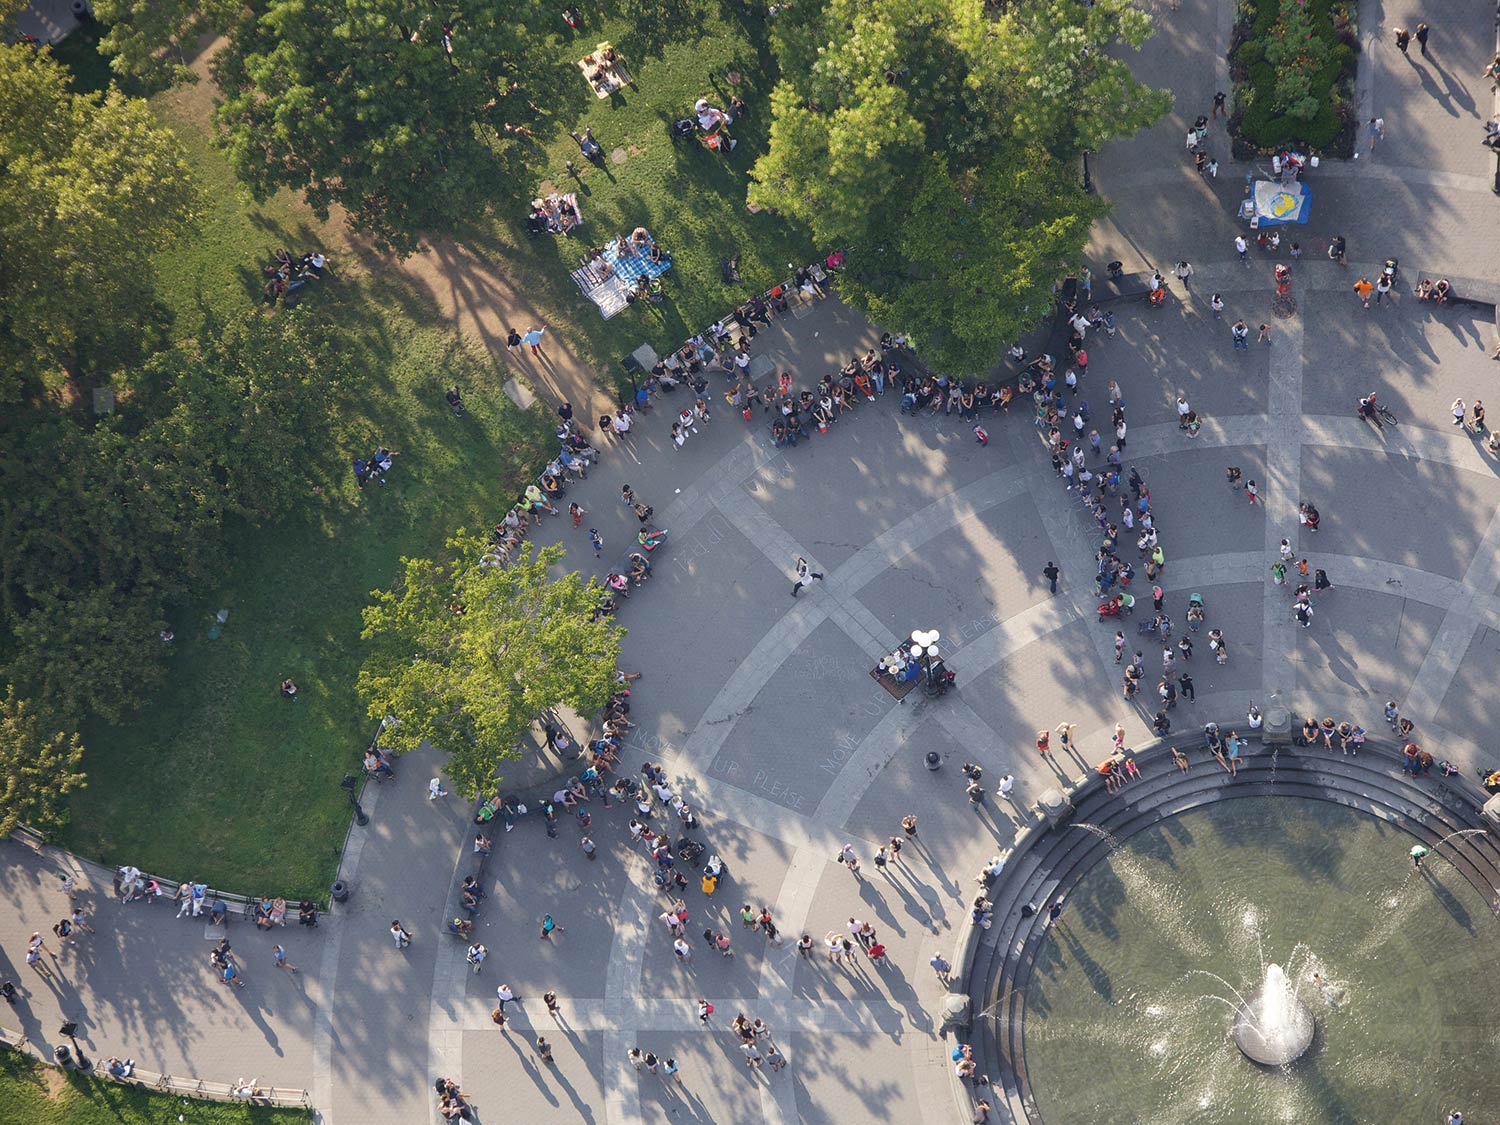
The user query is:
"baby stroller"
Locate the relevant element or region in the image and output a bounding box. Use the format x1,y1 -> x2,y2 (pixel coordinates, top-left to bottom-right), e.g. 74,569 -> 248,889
676,837 -> 706,866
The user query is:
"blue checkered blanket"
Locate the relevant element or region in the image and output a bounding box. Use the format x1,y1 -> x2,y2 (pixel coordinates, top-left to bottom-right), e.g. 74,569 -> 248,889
603,236 -> 671,285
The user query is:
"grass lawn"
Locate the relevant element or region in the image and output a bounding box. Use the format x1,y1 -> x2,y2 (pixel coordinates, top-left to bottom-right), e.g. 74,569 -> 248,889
0,1051 -> 308,1125
460,0 -> 817,371
47,33 -> 555,900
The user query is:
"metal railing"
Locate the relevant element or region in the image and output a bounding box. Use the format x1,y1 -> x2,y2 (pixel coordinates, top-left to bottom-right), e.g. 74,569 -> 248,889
0,1031 -> 312,1111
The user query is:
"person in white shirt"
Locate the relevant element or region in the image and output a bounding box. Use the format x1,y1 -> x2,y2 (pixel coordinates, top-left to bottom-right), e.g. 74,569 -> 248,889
997,774 -> 1014,801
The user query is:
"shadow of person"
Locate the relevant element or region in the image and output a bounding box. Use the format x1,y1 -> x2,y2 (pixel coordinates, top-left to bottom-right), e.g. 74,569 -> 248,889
499,1031 -> 561,1106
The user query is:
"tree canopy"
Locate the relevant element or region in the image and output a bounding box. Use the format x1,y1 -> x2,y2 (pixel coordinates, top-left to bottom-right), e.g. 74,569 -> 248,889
358,537 -> 625,796
749,0 -> 1169,373
0,43 -> 200,396
0,686 -> 86,839
0,311 -> 345,724
210,0 -> 552,253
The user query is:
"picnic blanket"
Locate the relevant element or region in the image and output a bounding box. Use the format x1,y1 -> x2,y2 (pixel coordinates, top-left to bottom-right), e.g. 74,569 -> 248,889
578,45 -> 631,98
570,232 -> 672,318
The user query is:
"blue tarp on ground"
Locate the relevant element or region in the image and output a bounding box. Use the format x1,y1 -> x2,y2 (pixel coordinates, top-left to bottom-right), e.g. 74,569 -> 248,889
1252,180 -> 1312,225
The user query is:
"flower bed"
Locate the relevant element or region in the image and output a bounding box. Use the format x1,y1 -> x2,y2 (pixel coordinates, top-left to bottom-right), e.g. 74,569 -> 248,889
1229,0 -> 1359,157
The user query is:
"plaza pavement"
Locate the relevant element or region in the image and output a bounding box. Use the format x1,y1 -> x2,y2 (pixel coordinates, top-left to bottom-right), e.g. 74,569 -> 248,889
5,0 -> 1500,1121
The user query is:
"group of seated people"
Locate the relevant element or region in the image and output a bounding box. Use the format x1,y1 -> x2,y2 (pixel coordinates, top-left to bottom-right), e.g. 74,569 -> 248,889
1415,277 -> 1453,304
253,895 -> 288,929
526,193 -> 581,236
582,42 -> 625,94
482,432 -> 598,567
434,1077 -> 473,1121
1296,716 -> 1368,753
1202,722 -> 1248,775
1095,751 -> 1141,793
262,248 -> 325,299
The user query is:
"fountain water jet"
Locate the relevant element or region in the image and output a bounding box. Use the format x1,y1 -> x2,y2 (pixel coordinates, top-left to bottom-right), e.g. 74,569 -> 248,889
1232,964 -> 1314,1065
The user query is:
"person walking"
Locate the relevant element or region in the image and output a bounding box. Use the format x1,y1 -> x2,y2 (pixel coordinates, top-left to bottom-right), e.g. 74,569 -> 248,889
1234,235 -> 1248,263
25,934 -> 51,978
901,814 -> 918,840
1174,261 -> 1193,287
1245,479 -> 1259,505
390,920 -> 412,949
1375,274 -> 1393,304
273,944 -> 299,973
1366,117 -> 1383,153
1212,90 -> 1227,119
535,1036 -> 554,1064
1452,398 -> 1467,426
1415,22 -> 1429,56
428,777 -> 447,800
697,998 -> 714,1024
1179,672 -> 1196,703
790,556 -> 824,597
539,913 -> 564,940
1042,561 -> 1060,594
1257,323 -> 1272,345
521,326 -> 548,356
930,953 -> 952,981
1354,276 -> 1374,308
1394,26 -> 1411,56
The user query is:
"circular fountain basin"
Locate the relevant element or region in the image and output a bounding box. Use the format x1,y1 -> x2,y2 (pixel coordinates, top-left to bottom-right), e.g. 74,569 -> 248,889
1021,797 -> 1500,1122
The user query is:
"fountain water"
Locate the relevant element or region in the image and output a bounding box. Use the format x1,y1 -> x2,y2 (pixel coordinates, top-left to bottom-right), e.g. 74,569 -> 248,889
1232,963 -> 1315,1065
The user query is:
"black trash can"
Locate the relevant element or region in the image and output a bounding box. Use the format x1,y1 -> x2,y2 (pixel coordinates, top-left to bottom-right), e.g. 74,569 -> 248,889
330,879 -> 351,903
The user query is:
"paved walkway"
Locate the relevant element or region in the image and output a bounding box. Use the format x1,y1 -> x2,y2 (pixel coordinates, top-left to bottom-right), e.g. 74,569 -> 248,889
6,1 -> 1500,1122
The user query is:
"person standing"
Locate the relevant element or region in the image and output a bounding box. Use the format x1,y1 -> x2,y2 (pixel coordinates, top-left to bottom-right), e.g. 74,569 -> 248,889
790,556 -> 824,597
1257,323 -> 1272,345
535,1036 -> 554,1064
543,991 -> 561,1020
1231,320 -> 1249,350
1210,293 -> 1224,319
1452,398 -> 1467,426
1114,631 -> 1127,663
1179,672 -> 1195,703
1234,235 -> 1248,263
901,814 -> 918,840
1042,561 -> 1060,594
1173,261 -> 1193,287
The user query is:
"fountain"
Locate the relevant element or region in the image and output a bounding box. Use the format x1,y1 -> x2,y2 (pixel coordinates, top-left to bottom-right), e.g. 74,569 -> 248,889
1231,963 -> 1314,1065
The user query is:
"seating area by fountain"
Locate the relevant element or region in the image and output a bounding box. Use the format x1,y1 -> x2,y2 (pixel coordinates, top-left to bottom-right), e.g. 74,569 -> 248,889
954,734 -> 1500,1123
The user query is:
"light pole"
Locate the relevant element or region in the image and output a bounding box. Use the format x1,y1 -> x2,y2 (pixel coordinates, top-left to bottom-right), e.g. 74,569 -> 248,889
910,629 -> 941,696
59,1021 -> 90,1070
1082,150 -> 1094,194
340,775 -> 370,827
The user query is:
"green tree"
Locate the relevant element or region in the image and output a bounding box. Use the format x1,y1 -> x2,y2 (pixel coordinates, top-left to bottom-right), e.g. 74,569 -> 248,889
847,152 -> 1105,373
211,0 -> 550,253
90,0 -> 239,91
0,311 -> 344,722
749,0 -> 1168,373
0,44 -> 199,396
358,537 -> 625,796
0,687 -> 87,839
